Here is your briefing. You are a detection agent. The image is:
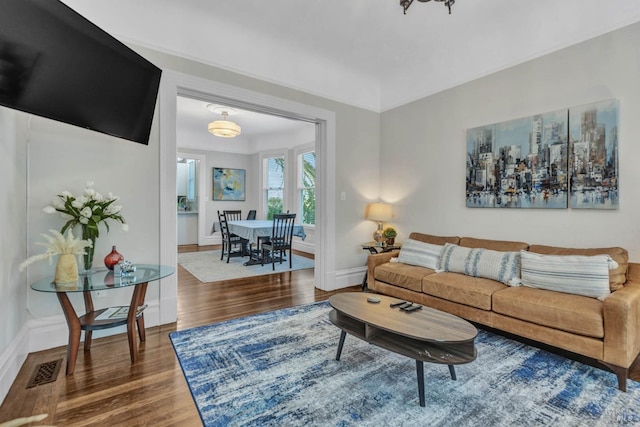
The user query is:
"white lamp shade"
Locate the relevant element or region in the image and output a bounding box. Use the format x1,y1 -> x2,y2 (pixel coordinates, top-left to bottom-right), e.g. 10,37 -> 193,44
366,202 -> 392,221
208,120 -> 241,138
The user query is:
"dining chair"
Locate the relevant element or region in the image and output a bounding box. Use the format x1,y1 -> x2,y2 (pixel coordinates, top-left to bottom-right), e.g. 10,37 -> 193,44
246,210 -> 257,220
223,210 -> 243,221
261,213 -> 297,270
217,211 -> 249,263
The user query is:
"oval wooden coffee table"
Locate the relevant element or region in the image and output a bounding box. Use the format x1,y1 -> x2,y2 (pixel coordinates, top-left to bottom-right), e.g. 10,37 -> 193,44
328,292 -> 478,407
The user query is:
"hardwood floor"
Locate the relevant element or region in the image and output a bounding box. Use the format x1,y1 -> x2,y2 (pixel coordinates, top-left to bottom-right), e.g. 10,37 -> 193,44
0,246 -> 358,426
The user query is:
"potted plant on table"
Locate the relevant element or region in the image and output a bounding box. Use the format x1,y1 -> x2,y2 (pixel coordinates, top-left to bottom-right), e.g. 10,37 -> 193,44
383,227 -> 397,245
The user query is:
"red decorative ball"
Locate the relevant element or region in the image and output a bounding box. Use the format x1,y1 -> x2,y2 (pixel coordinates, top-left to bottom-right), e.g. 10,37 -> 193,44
104,246 -> 124,270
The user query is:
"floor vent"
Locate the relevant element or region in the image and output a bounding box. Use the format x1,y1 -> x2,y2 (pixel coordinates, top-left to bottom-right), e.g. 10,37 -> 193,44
27,359 -> 62,388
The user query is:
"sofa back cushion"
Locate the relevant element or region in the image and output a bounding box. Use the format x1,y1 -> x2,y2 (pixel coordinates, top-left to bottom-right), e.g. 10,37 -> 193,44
528,244 -> 628,291
397,238 -> 442,270
409,232 -> 460,246
437,243 -> 520,285
460,237 -> 529,252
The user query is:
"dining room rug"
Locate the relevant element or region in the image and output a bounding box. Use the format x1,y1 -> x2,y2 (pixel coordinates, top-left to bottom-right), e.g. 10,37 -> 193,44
169,301 -> 640,426
177,250 -> 314,283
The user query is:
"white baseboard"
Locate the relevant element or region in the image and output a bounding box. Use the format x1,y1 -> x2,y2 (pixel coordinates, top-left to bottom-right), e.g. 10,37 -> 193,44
333,266 -> 366,291
0,324 -> 29,407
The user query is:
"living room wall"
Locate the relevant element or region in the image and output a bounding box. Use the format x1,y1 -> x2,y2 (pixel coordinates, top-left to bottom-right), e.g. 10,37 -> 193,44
380,22 -> 640,262
0,107 -> 28,398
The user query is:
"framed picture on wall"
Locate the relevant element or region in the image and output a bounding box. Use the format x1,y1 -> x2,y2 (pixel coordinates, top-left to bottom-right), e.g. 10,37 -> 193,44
466,109 -> 569,209
568,99 -> 619,209
212,167 -> 245,201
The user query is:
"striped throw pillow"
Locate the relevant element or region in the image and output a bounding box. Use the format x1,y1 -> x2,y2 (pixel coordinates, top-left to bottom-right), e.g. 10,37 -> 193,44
437,243 -> 520,285
520,251 -> 617,299
397,238 -> 443,270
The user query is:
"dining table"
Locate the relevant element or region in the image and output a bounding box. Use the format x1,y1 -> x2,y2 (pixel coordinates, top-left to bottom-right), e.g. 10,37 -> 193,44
226,219 -> 307,265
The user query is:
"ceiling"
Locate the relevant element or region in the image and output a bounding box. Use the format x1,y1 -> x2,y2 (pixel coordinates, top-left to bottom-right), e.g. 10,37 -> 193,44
175,96 -> 314,153
62,0 -> 640,113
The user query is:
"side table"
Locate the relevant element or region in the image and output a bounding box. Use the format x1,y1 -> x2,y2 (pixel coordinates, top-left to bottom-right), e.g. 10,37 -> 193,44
30,264 -> 174,375
361,241 -> 402,291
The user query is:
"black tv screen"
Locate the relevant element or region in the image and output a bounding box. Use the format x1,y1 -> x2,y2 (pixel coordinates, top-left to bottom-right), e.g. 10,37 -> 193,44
0,0 -> 162,145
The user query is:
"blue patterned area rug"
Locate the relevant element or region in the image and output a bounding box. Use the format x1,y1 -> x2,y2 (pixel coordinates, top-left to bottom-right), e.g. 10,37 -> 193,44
169,302 -> 640,426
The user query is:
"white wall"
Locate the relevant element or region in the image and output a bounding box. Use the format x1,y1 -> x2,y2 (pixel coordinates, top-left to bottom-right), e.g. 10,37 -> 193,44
0,107 -> 28,400
380,22 -> 640,262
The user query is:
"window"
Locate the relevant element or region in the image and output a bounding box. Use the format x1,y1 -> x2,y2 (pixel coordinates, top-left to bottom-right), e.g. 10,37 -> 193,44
298,150 -> 315,225
264,156 -> 285,219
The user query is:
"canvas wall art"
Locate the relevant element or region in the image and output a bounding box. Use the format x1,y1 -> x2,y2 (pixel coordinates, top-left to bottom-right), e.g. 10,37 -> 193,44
466,109 -> 569,209
212,167 -> 245,201
569,99 -> 619,209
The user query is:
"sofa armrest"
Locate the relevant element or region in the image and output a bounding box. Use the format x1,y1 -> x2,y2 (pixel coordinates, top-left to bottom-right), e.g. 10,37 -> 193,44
603,277 -> 640,367
367,251 -> 399,289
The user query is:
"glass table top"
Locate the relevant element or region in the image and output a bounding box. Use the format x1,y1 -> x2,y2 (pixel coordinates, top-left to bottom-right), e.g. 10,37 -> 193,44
30,264 -> 175,293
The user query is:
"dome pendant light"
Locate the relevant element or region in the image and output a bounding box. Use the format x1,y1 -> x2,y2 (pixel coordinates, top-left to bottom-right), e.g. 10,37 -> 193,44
207,106 -> 241,138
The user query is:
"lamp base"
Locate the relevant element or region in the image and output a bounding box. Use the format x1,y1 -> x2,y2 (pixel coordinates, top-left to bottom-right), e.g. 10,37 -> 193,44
373,222 -> 385,246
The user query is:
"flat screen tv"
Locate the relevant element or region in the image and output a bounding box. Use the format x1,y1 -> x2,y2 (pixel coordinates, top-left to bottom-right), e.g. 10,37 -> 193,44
0,0 -> 162,145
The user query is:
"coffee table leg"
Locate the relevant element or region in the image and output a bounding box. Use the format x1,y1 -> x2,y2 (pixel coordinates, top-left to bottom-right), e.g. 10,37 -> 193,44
448,365 -> 457,380
335,331 -> 347,361
416,360 -> 425,407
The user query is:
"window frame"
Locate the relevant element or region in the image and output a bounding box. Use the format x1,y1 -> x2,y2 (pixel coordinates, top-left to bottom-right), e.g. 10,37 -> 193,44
296,145 -> 316,227
260,151 -> 287,220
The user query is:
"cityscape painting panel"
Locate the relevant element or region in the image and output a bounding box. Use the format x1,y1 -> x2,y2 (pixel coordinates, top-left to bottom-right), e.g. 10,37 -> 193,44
466,109 -> 569,208
569,99 -> 619,209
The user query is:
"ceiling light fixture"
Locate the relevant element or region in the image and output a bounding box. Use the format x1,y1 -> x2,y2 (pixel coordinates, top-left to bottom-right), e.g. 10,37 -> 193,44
206,105 -> 241,138
399,0 -> 454,15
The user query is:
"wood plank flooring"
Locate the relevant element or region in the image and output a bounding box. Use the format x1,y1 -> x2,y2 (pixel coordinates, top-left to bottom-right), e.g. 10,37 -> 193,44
3,246 -> 640,425
0,246 -> 358,426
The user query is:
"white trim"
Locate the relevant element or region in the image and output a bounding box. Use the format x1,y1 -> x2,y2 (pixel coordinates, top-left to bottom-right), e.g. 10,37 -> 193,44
159,70 -> 337,292
158,73 -> 179,325
334,266 -> 367,291
0,324 -> 28,406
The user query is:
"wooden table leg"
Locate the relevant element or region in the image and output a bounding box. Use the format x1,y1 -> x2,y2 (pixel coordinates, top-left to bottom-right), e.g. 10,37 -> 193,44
56,293 -> 81,376
82,291 -> 94,351
127,282 -> 148,363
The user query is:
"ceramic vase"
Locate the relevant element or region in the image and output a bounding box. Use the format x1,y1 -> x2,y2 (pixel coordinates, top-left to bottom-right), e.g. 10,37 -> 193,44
55,254 -> 79,283
104,246 -> 124,270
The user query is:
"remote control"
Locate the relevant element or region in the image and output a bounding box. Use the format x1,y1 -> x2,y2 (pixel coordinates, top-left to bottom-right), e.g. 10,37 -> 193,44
398,302 -> 413,309
404,305 -> 422,312
390,301 -> 408,308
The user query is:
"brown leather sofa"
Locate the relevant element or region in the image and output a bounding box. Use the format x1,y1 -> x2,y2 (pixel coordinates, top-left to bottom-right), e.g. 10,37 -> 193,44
367,232 -> 640,391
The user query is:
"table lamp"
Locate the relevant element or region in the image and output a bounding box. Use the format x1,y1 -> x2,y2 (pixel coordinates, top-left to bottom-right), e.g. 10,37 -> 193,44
366,202 -> 393,245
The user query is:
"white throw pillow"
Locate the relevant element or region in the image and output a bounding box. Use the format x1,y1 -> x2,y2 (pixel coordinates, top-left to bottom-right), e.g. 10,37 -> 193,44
437,243 -> 520,286
397,239 -> 443,270
520,251 -> 617,299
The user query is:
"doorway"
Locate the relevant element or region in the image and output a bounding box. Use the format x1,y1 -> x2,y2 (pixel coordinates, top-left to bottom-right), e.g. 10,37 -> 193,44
157,70 -> 337,324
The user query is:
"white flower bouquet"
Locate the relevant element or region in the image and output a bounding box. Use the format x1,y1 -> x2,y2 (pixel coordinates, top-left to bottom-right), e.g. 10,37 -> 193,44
43,181 -> 128,271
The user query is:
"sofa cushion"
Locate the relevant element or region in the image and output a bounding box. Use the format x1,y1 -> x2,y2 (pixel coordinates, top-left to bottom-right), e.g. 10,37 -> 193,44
374,262 -> 434,292
409,232 -> 460,246
460,237 -> 529,252
422,272 -> 506,311
437,243 -> 520,285
397,238 -> 442,269
493,287 -> 604,338
528,244 -> 629,291
520,251 -> 615,299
